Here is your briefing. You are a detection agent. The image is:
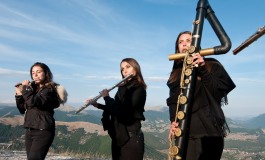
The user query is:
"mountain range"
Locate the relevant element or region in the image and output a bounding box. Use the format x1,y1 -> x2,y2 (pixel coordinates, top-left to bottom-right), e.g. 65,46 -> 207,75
0,104 -> 265,159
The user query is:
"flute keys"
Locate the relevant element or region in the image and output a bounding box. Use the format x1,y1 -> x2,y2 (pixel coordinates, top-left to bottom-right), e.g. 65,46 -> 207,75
184,68 -> 192,76
186,57 -> 193,64
188,46 -> 196,53
179,96 -> 187,104
177,111 -> 185,120
175,128 -> 182,137
193,20 -> 200,25
184,79 -> 190,84
169,146 -> 179,156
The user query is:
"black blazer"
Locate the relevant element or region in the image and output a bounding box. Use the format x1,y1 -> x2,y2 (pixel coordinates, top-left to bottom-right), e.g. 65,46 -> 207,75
15,83 -> 60,130
98,81 -> 146,146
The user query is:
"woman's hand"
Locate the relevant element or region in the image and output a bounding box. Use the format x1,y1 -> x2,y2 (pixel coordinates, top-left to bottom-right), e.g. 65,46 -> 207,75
15,86 -> 23,96
22,80 -> 31,86
192,53 -> 205,67
168,121 -> 179,139
86,98 -> 98,108
15,80 -> 30,96
100,89 -> 109,97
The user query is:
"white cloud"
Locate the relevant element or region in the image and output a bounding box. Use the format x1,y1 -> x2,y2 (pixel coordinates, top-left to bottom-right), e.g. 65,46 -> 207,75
0,67 -> 27,76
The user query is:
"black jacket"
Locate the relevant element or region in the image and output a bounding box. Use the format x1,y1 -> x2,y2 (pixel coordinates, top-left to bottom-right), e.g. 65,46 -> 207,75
167,58 -> 236,137
98,80 -> 146,146
15,83 -> 60,130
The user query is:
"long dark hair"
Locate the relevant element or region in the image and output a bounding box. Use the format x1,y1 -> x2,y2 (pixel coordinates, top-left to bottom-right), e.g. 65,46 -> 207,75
30,62 -> 53,84
168,31 -> 192,84
120,58 -> 147,89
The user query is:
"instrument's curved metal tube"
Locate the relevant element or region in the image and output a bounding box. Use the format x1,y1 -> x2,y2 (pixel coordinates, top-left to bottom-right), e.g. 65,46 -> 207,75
168,48 -> 214,60
75,73 -> 134,114
168,3 -> 231,62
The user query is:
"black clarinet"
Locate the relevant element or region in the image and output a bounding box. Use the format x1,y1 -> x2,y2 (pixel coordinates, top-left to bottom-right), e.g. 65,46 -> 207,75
168,0 -> 231,159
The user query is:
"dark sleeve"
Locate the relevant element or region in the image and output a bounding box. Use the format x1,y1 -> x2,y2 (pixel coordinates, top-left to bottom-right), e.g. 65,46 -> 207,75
167,79 -> 180,122
131,87 -> 146,120
21,86 -> 60,110
98,89 -> 123,116
99,86 -> 146,120
15,95 -> 26,114
97,96 -> 115,110
167,102 -> 177,122
198,58 -> 236,101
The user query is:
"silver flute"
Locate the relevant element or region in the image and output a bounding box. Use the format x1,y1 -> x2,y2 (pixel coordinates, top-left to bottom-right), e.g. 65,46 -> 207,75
233,25 -> 265,55
75,73 -> 134,114
14,81 -> 35,87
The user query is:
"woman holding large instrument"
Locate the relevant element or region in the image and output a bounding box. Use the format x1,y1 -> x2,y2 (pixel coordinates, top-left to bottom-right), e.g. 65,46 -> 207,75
167,31 -> 235,160
87,58 -> 147,160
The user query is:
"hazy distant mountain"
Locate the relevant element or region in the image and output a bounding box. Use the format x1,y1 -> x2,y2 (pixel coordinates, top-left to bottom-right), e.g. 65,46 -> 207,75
1,104 -> 265,159
235,113 -> 265,129
1,103 -> 265,129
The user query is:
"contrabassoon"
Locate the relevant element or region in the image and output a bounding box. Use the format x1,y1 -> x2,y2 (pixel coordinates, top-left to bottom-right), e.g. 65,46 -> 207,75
168,0 -> 231,159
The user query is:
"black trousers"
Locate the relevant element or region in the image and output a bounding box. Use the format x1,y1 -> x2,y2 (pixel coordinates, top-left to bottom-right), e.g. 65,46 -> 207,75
111,131 -> 144,160
25,129 -> 55,160
186,136 -> 224,160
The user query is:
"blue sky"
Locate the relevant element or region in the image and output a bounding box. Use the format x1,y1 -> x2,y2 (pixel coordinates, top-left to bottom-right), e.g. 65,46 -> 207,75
0,0 -> 264,118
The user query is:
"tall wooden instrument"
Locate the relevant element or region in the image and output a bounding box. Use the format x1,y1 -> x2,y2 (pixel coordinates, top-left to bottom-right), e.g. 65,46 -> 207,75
168,0 -> 231,159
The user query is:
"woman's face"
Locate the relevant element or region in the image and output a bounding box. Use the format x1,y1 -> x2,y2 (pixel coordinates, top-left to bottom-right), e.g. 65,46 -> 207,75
31,66 -> 45,85
178,33 -> 192,53
120,61 -> 136,78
